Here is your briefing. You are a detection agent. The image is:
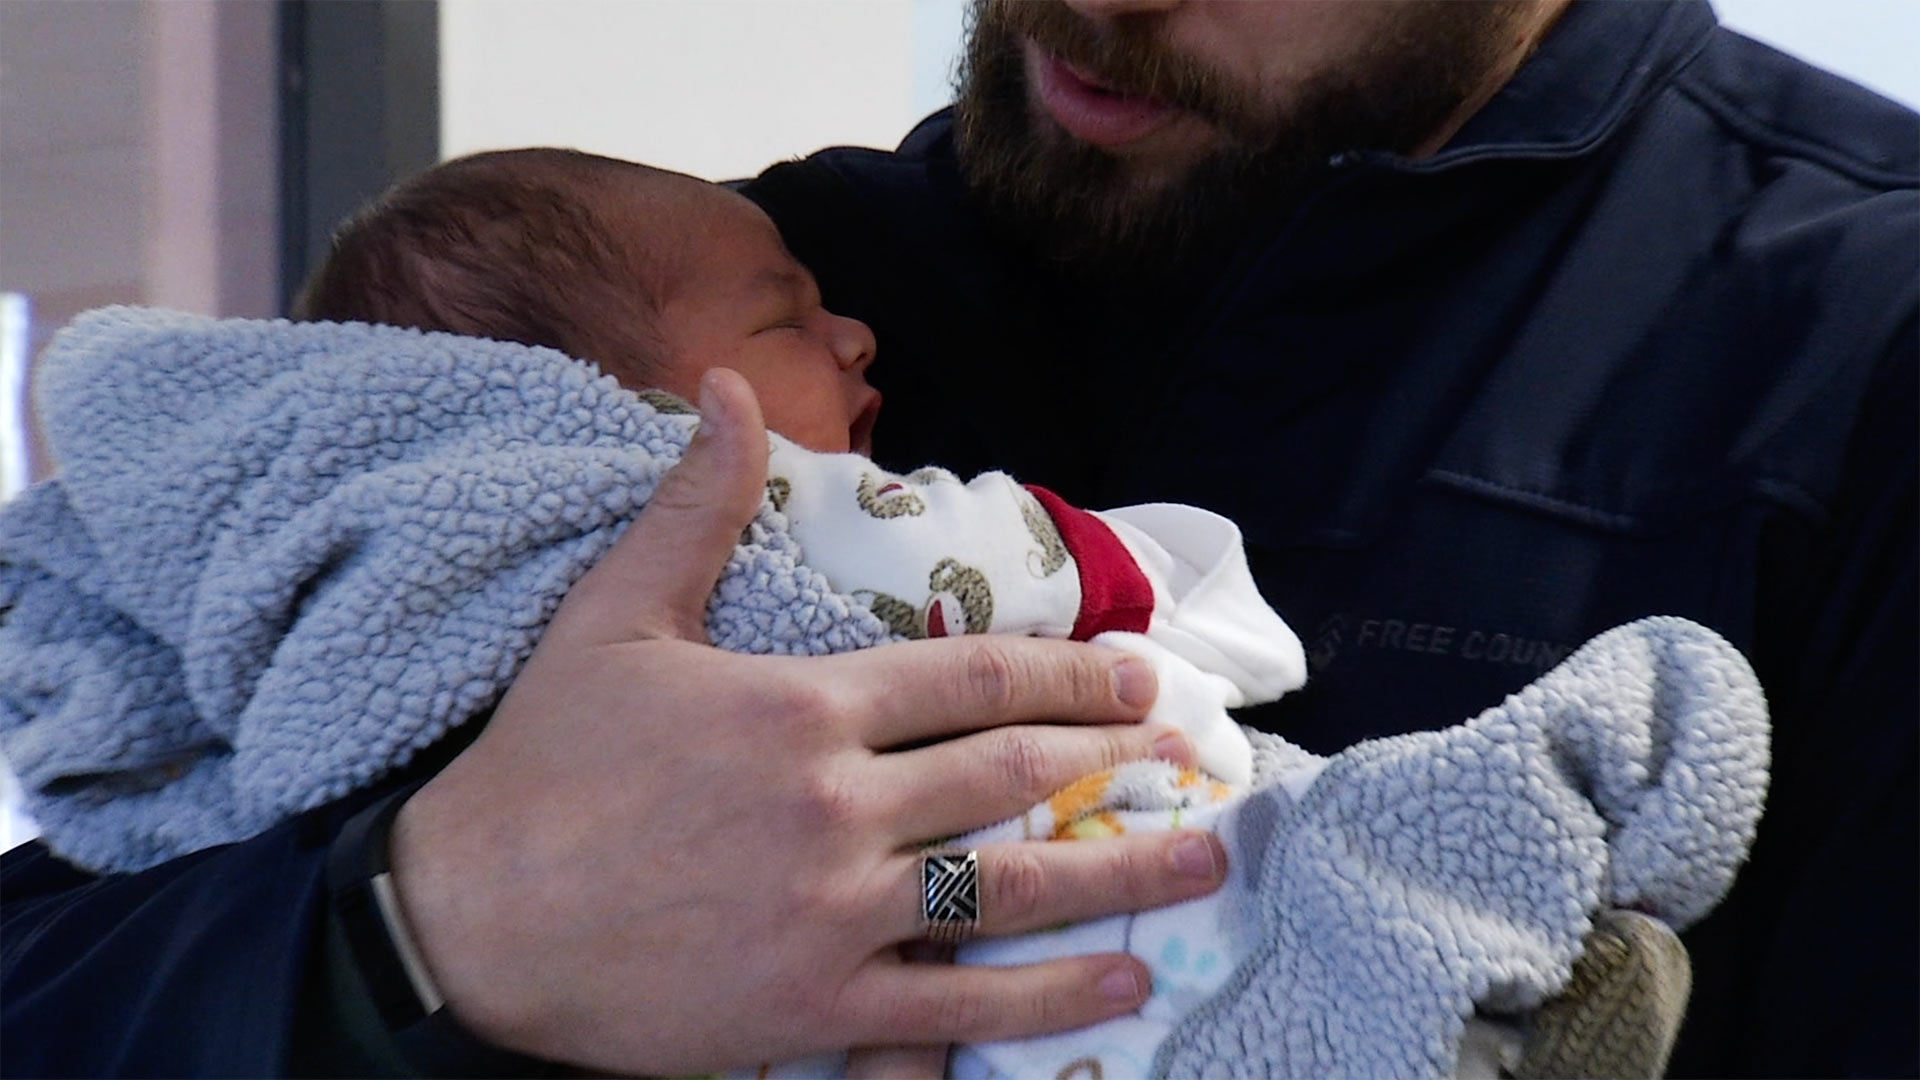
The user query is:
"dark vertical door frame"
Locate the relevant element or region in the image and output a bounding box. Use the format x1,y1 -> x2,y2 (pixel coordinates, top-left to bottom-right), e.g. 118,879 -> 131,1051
278,1 -> 439,315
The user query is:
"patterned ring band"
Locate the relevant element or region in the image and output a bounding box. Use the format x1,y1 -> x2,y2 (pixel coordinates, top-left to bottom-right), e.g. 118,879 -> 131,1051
921,850 -> 981,945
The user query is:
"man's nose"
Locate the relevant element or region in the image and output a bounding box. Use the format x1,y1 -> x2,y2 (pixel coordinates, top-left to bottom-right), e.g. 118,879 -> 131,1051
1064,0 -> 1181,18
831,314 -> 877,372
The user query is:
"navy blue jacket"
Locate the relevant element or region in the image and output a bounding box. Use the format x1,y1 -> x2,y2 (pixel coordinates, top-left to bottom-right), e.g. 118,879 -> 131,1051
2,1 -> 1912,1076
744,2 -> 1917,1076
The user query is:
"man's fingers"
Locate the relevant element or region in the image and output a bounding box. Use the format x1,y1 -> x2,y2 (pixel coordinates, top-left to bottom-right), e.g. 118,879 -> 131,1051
879,831 -> 1226,944
876,723 -> 1194,841
844,953 -> 1152,1049
852,637 -> 1158,748
556,368 -> 770,644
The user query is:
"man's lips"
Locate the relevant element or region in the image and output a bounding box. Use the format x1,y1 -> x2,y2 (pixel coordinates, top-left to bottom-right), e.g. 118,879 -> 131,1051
1025,42 -> 1181,149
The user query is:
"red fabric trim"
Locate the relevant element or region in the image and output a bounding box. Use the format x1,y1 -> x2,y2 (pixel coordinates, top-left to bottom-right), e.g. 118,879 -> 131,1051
1025,485 -> 1154,641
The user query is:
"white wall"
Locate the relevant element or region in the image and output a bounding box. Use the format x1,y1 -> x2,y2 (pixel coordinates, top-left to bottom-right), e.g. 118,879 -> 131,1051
1717,0 -> 1920,109
441,0 -> 968,181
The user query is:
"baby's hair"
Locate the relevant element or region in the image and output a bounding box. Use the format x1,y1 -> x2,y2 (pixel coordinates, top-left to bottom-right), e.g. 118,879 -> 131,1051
294,147 -> 690,385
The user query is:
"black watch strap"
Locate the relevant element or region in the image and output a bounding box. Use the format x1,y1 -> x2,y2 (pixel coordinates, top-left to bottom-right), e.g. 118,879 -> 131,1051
326,781 -> 557,1078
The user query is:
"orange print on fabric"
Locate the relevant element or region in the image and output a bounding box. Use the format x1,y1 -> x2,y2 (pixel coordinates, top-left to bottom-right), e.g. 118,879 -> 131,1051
1047,769 -> 1116,825
1062,812 -> 1125,840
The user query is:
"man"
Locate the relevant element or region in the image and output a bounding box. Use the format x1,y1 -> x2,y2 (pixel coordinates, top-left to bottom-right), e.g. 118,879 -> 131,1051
2,2 -> 1911,1078
740,0 -> 1917,1075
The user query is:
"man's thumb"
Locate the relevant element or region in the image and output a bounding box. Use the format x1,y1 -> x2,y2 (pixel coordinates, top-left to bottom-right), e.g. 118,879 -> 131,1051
558,368 -> 770,643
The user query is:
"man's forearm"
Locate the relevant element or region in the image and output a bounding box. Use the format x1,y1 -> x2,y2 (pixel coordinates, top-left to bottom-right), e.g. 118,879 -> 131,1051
1,795 -> 355,1076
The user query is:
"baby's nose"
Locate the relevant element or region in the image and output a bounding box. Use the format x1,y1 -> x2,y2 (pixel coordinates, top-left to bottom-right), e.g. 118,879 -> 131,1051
831,313 -> 877,372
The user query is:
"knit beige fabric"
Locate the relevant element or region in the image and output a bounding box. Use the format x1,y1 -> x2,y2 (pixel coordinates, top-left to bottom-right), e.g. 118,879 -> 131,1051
1515,909 -> 1693,1079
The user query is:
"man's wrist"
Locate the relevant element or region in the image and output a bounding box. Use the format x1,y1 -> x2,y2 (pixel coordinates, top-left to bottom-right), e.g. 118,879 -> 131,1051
326,780 -> 558,1078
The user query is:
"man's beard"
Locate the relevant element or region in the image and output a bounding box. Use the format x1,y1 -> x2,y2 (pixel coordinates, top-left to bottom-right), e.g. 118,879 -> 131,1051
954,0 -> 1524,278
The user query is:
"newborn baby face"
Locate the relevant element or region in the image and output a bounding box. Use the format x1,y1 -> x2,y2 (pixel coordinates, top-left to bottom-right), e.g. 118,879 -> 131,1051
646,183 -> 882,455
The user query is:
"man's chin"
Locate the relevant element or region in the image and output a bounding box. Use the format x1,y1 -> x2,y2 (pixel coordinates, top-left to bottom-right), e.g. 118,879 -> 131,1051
959,111 -> 1278,281
954,11 -> 1273,278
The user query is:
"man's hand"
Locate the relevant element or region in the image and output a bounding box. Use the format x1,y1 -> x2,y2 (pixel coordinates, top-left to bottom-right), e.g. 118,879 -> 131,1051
389,369 -> 1226,1075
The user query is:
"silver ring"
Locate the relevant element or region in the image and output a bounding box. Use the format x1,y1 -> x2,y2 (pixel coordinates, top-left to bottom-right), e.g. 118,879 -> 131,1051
921,850 -> 981,945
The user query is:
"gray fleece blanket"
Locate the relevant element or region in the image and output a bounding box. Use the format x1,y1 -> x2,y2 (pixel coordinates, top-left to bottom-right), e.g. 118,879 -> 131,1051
0,309 -> 1770,1078
1162,615 -> 1768,1078
0,307 -> 894,872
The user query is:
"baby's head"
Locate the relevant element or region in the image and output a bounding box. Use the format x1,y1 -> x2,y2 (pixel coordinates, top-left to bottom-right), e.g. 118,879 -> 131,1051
297,148 -> 880,453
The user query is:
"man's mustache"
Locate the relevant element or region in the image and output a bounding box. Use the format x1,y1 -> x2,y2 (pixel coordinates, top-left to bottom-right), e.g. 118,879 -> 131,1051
979,0 -> 1263,137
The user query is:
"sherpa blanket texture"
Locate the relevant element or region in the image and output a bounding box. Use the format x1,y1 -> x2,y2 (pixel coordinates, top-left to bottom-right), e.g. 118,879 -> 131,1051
1,310 -> 1770,1078
1154,616 -> 1768,1078
0,308 -> 896,873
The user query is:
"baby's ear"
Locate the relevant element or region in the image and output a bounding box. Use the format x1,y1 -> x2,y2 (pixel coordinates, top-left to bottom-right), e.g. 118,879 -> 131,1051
634,388 -> 698,415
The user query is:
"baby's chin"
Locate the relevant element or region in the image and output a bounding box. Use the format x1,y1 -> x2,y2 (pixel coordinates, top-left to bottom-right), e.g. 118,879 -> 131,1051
772,396 -> 881,456
849,394 -> 882,456
776,429 -> 861,456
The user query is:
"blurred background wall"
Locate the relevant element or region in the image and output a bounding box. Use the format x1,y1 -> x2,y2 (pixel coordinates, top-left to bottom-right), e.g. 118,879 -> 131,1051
440,0 -> 967,181
0,0 -> 1915,850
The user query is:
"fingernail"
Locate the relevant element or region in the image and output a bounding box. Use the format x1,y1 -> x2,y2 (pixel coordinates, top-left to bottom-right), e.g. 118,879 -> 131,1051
1151,729 -> 1194,766
1170,834 -> 1220,879
1112,656 -> 1155,709
1099,965 -> 1144,1004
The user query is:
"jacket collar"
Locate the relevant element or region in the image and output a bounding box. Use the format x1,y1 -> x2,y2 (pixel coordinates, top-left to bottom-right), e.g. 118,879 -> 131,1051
1373,0 -> 1717,170
1186,0 -> 1721,301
